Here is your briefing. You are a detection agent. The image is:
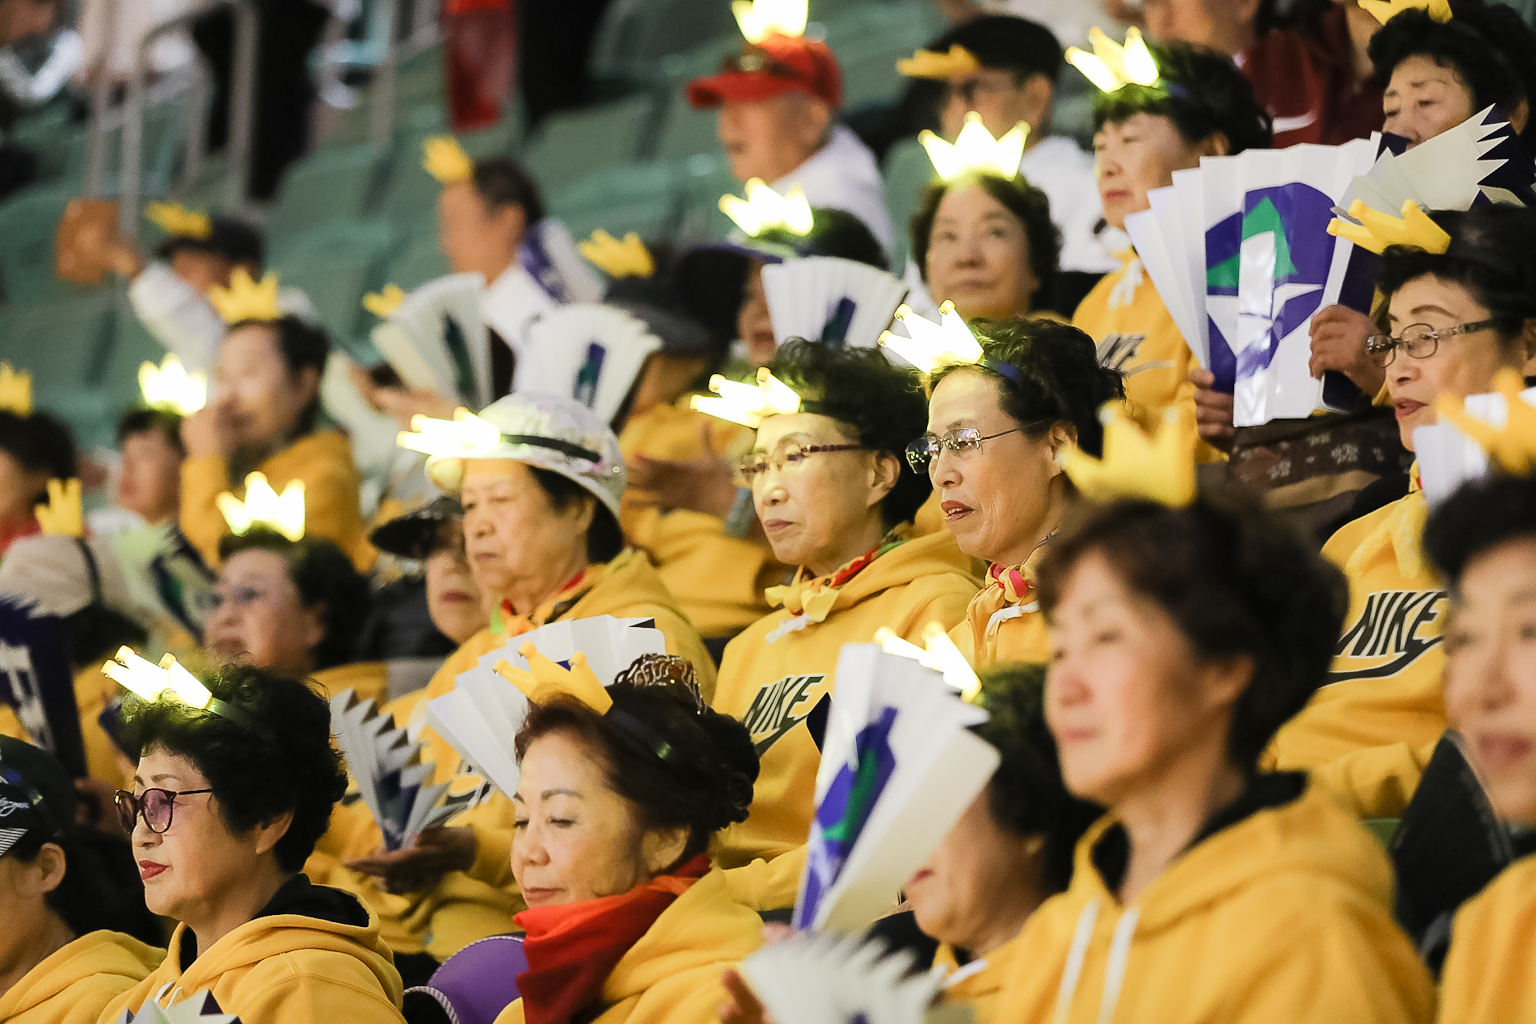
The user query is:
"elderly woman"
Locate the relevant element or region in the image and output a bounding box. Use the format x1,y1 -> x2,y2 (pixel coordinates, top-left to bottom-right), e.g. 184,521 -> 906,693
992,490 -> 1432,1023
0,736 -> 162,1024
368,495 -> 488,650
101,664 -> 406,1022
1425,474 -> 1536,1023
1268,204 -> 1536,819
707,340 -> 979,913
915,317 -> 1122,668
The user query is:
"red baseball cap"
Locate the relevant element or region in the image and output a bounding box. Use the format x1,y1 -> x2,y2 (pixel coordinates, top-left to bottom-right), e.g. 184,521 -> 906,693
686,34 -> 843,110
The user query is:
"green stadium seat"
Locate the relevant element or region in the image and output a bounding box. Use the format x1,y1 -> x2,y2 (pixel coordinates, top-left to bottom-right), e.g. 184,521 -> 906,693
881,136 -> 935,266
271,219 -> 398,348
0,183 -> 107,310
651,92 -> 721,162
9,102 -> 86,186
589,0 -> 739,89
380,228 -> 451,292
264,144 -> 383,243
547,162 -> 682,243
377,116 -> 524,225
520,95 -> 658,193
0,289 -> 119,397
671,154 -> 740,244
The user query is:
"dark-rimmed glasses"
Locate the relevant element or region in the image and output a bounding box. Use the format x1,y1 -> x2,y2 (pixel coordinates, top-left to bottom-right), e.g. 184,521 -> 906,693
1365,319 -> 1498,368
114,787 -> 213,835
905,428 -> 1022,473
731,443 -> 866,484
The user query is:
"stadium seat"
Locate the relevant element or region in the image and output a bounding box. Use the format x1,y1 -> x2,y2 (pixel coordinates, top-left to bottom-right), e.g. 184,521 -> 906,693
8,102 -> 86,186
0,183 -> 91,309
881,136 -> 934,266
264,144 -> 384,244
377,116 -> 524,226
589,0 -> 739,90
650,91 -> 721,162
271,219 -> 399,350
0,288 -> 119,395
379,228 -> 451,292
520,95 -> 659,193
671,154 -> 740,244
547,161 -> 682,242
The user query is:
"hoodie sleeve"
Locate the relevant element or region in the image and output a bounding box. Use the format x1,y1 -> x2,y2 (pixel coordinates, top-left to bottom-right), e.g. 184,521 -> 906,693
180,454 -> 237,567
1309,738 -> 1439,820
235,957 -> 407,1024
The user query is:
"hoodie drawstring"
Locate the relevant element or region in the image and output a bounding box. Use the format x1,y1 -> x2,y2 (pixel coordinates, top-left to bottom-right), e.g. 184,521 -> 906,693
1098,907 -> 1140,1024
1053,899 -> 1101,1024
1051,900 -> 1142,1024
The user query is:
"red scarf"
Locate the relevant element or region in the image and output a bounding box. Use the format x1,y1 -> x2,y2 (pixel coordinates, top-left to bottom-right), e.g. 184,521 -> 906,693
515,855 -> 710,1024
987,562 -> 1032,605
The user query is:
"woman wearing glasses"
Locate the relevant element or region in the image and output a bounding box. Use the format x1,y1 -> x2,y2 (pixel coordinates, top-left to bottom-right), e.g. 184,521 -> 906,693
102,665 -> 407,1022
912,317 -> 1122,669
1268,204 -> 1536,819
708,340 -> 979,913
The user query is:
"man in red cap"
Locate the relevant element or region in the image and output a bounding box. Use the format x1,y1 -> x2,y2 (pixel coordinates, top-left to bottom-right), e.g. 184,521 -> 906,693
688,31 -> 895,256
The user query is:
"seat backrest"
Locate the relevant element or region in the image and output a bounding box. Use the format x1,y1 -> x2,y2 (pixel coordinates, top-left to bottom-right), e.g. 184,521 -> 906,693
403,934 -> 528,1024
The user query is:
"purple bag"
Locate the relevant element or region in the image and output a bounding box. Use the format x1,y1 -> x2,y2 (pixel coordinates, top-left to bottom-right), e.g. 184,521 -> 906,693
404,935 -> 527,1024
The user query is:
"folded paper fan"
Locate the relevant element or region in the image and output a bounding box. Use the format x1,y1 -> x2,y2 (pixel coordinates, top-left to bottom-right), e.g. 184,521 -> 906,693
516,305 -> 664,424
370,273 -> 490,407
0,595 -> 86,777
740,931 -> 973,1024
794,644 -> 998,933
761,257 -> 909,350
1341,107 -> 1536,218
112,989 -> 239,1023
1413,375 -> 1536,505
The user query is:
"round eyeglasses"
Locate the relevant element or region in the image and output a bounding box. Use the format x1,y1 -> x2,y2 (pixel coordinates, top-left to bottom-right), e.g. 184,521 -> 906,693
731,443 -> 867,484
114,787 -> 213,835
905,428 -> 1022,473
1365,319 -> 1498,368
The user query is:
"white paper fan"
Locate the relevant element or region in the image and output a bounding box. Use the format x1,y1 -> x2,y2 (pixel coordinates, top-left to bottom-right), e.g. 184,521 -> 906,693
741,931 -> 973,1024
329,690 -> 464,850
516,305 -> 664,425
762,256 -> 909,350
114,990 -> 239,1024
1344,107 -> 1533,216
1414,383 -> 1536,506
370,273 -> 490,407
520,218 -> 604,306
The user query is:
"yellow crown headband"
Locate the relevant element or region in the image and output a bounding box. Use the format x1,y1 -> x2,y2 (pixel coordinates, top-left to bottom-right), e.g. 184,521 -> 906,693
690,367 -> 804,428
216,472 -> 305,542
1327,199 -> 1450,255
878,301 -> 983,373
1437,368 -> 1536,476
102,647 -> 267,733
1066,26 -> 1160,93
1358,0 -> 1452,25
580,230 -> 655,279
424,135 -> 474,184
34,479 -> 81,538
494,642 -> 614,713
144,201 -> 213,240
363,284 -> 406,318
1062,403 -> 1197,507
733,0 -> 807,43
920,113 -> 1028,182
875,623 -> 980,703
896,43 -> 981,80
720,179 -> 815,237
0,362 -> 32,415
139,354 -> 207,416
208,268 -> 282,324
397,407 -> 502,457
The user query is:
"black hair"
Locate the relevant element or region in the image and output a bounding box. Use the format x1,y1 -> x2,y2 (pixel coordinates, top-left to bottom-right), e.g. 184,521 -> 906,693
971,665 -> 1102,894
1036,488 -> 1348,767
224,315 -> 331,436
0,735 -> 104,936
1092,40 -> 1273,155
926,317 -> 1125,458
117,407 -> 186,458
515,662 -> 758,863
154,215 -> 265,269
217,529 -> 372,670
925,15 -> 1063,82
0,409 -> 76,496
1377,205 -> 1536,344
1425,474 -> 1536,585
757,207 -> 890,270
119,666 -> 348,873
472,157 -> 547,224
1368,1 -> 1536,147
910,172 -> 1061,308
769,339 -> 933,527
528,466 -> 625,563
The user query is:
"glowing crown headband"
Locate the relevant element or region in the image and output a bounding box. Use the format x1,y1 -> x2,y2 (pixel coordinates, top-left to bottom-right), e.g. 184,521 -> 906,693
208,268 -> 282,324
144,201 -> 212,240
720,179 -> 815,237
0,363 -> 32,415
580,230 -> 655,279
896,44 -> 980,80
1066,27 -> 1161,93
139,354 -> 207,416
34,479 -> 82,538
733,0 -> 807,43
1061,403 -> 1197,507
1437,368 -> 1536,475
875,623 -> 980,702
424,135 -> 474,184
878,301 -> 1023,384
103,647 -> 265,733
690,368 -> 804,428
398,407 -> 604,463
217,472 -> 306,542
920,114 -> 1028,182
363,284 -> 406,318
1358,0 -> 1452,25
1327,199 -> 1450,255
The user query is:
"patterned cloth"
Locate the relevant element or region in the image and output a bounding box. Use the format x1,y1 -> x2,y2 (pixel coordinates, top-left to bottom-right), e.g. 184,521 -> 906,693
765,533 -> 908,625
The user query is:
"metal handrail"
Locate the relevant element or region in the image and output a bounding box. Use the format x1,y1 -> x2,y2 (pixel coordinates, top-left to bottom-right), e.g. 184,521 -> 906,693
369,0 -> 400,152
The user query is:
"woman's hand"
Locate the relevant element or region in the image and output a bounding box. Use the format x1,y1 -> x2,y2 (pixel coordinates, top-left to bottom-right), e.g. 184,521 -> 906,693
181,403 -> 238,460
1189,369 -> 1235,451
628,423 -> 739,518
372,384 -> 459,431
347,826 -> 478,893
720,969 -> 773,1024
1309,304 -> 1385,396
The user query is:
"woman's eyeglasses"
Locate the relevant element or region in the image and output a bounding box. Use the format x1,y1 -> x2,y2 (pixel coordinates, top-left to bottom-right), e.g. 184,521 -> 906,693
731,443 -> 866,484
1365,319 -> 1497,367
905,428 -> 1021,473
114,787 -> 213,834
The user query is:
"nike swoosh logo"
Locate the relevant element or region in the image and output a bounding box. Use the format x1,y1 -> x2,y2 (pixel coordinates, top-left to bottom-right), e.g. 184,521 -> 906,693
1271,110 -> 1319,135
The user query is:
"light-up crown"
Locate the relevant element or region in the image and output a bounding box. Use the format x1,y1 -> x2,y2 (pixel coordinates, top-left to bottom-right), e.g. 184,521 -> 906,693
875,623 -> 980,702
579,229 -> 655,279
139,353 -> 207,415
34,478 -> 81,538
877,301 -> 984,373
719,179 -> 815,237
919,113 -> 1028,182
1327,199 -> 1451,255
208,268 -> 282,324
1062,403 -> 1197,507
494,642 -> 614,713
423,135 -> 474,184
144,201 -> 212,240
216,472 -> 305,542
397,407 -> 503,457
1358,0 -> 1452,25
103,646 -> 214,708
363,284 -> 406,318
1066,26 -> 1160,93
733,0 -> 807,43
1437,368 -> 1536,475
0,363 -> 32,415
690,367 -> 804,428
896,44 -> 980,80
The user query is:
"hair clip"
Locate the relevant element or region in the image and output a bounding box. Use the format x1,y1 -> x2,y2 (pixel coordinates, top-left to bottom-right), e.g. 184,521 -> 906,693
423,135 -> 474,184
690,367 -> 804,428
34,478 -> 82,538
363,284 -> 406,318
139,353 -> 207,416
208,268 -> 283,324
1327,199 -> 1450,255
1066,26 -> 1160,93
0,363 -> 32,415
1062,403 -> 1197,507
580,230 -> 656,279
103,647 -> 266,735
875,623 -> 980,702
720,179 -> 815,237
920,113 -> 1028,182
144,201 -> 213,240
733,0 -> 807,43
217,472 -> 305,542
896,43 -> 980,80
1358,0 -> 1452,25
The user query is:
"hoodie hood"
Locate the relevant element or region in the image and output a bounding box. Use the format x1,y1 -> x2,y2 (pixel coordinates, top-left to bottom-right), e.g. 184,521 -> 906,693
0,930 -> 162,1023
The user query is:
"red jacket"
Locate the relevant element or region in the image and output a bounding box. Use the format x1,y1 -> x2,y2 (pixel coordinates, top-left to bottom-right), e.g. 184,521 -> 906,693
1239,5 -> 1384,148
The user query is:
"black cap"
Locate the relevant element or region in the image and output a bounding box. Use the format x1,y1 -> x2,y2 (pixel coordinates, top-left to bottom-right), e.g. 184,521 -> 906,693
0,735 -> 72,856
925,15 -> 1064,82
154,214 -> 266,269
369,496 -> 463,561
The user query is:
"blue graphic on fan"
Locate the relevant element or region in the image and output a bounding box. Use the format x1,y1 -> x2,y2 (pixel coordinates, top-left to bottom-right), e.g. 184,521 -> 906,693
797,706 -> 899,929
822,297 -> 856,348
0,596 -> 85,776
444,315 -> 477,402
574,343 -> 606,408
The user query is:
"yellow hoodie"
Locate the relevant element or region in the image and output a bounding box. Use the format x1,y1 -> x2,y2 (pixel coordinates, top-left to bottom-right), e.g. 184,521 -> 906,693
493,868 -> 764,1024
1269,484 -> 1447,818
181,429 -> 373,572
712,531 -> 979,910
0,931 -> 162,1024
991,778 -> 1432,1024
950,549 -> 1052,670
1438,854 -> 1536,1024
98,877 -> 405,1024
312,661 -> 391,705
935,934 -> 1023,1024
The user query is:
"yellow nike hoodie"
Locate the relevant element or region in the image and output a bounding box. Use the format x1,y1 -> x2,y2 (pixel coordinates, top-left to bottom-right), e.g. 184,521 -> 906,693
991,775 -> 1432,1024
711,531 -> 979,910
98,875 -> 405,1024
1439,854 -> 1536,1023
0,930 -> 162,1024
